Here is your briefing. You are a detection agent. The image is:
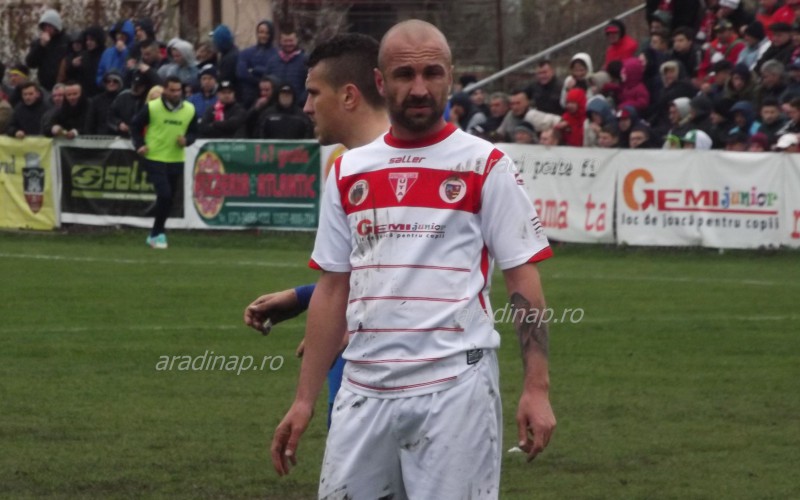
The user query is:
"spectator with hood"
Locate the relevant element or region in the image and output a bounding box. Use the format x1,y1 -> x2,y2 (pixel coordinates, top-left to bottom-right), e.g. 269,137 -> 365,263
663,97 -> 693,145
128,18 -> 159,62
158,38 -> 198,89
57,31 -> 83,85
728,100 -> 762,136
603,19 -> 638,69
448,91 -> 486,133
96,20 -> 135,88
557,87 -> 587,147
265,27 -> 308,104
211,25 -> 239,86
725,63 -> 757,102
584,95 -> 617,147
69,26 -> 106,98
237,20 -> 277,108
25,9 -> 68,91
687,94 -> 717,144
648,60 -> 696,137
560,52 -> 594,108
614,57 -> 650,114
259,82 -> 312,139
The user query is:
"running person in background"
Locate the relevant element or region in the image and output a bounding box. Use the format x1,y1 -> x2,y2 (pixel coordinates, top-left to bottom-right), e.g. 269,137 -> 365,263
243,33 -> 389,427
270,20 -> 555,499
131,75 -> 197,249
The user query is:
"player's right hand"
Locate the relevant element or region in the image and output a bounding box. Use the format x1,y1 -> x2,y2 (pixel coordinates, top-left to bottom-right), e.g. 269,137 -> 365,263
244,289 -> 304,334
271,402 -> 313,476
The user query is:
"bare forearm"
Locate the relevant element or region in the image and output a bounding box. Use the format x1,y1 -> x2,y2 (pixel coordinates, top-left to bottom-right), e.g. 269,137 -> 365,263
294,272 -> 349,406
510,291 -> 550,391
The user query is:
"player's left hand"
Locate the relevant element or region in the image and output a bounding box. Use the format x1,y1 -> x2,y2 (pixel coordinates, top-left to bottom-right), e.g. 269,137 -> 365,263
516,388 -> 556,462
271,401 -> 313,476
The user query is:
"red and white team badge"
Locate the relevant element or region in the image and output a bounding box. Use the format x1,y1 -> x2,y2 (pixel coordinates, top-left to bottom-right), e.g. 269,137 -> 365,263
348,180 -> 369,206
388,172 -> 418,202
439,177 -> 467,203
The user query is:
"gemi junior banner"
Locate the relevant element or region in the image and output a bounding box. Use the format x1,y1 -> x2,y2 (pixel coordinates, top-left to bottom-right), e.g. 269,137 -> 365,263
59,137 -> 184,228
184,140 -> 320,230
0,137 -> 58,230
616,149 -> 783,249
500,144 -> 617,244
783,155 -> 800,249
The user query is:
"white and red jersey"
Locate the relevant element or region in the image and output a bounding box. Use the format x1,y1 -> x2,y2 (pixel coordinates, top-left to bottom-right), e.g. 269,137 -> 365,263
311,123 -> 551,398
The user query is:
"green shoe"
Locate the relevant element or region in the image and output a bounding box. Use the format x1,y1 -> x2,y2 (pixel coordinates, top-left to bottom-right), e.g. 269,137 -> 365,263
151,234 -> 168,249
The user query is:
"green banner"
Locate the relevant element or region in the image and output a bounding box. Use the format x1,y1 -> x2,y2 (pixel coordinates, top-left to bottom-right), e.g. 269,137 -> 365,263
192,141 -> 320,228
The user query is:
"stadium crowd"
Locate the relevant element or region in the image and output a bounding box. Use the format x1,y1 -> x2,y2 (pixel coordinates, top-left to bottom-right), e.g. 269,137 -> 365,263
3,1 -> 800,151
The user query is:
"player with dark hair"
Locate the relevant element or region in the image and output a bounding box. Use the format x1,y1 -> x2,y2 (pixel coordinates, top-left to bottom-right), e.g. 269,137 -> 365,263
243,33 -> 388,426
130,75 -> 197,249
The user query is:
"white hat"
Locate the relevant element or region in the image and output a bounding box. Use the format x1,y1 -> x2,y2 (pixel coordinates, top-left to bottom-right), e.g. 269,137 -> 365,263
719,0 -> 740,9
775,133 -> 799,150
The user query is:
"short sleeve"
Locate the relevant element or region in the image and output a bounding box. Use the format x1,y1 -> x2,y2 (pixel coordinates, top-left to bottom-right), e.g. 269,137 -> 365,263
480,156 -> 552,269
310,171 -> 353,272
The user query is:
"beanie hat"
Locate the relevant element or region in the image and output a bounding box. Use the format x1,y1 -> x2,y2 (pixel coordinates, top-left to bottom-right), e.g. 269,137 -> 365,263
744,21 -> 766,41
719,0 -> 740,8
199,63 -> 218,79
39,9 -> 63,32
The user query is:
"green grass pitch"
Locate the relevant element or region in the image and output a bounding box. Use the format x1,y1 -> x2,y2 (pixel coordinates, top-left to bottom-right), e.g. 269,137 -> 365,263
1,228 -> 798,499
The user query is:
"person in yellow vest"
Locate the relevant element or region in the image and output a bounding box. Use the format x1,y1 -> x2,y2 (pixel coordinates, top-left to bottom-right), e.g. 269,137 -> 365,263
130,75 -> 197,249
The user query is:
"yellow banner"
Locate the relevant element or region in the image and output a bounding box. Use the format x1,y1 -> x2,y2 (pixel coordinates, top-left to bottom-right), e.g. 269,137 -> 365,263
0,137 -> 57,230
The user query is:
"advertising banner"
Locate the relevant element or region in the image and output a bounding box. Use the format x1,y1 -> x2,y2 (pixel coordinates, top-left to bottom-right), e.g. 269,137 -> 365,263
500,144 -> 617,244
59,138 -> 184,227
0,137 -> 58,230
184,140 -> 321,230
616,150 -> 783,249
783,156 -> 800,249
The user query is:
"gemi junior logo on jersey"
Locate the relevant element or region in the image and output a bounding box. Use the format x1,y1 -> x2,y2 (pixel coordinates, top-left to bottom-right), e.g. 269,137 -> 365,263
388,172 -> 418,202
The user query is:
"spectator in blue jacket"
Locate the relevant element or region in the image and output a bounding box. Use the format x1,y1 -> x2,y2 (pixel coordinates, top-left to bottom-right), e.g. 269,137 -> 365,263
189,64 -> 219,123
96,20 -> 134,88
265,27 -> 308,104
236,20 -> 277,107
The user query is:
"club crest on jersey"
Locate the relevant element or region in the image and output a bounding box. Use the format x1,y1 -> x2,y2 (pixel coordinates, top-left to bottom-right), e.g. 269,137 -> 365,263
388,172 -> 418,202
439,177 -> 466,203
348,180 -> 369,206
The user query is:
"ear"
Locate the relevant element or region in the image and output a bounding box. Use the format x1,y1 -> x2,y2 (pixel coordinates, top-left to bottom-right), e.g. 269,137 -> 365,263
341,83 -> 359,111
374,68 -> 386,97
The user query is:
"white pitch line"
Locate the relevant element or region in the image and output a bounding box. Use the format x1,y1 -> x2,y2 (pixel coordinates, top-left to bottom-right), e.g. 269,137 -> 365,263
0,252 -> 306,268
0,323 -> 307,335
556,314 -> 798,324
548,273 -> 795,288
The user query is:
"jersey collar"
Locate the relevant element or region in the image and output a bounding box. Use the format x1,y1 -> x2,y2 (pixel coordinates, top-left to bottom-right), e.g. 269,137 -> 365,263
384,122 -> 457,149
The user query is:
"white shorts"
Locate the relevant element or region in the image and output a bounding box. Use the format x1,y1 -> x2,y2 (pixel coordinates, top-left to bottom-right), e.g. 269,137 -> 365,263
318,350 -> 502,500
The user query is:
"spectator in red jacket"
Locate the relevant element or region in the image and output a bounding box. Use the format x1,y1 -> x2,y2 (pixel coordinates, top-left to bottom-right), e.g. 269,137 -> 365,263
757,0 -> 795,39
618,57 -> 651,114
698,20 -> 747,80
557,87 -> 587,147
604,20 -> 638,69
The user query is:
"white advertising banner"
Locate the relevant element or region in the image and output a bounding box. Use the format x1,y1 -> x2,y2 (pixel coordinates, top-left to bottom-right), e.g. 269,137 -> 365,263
616,150 -> 783,249
783,156 -> 800,248
500,144 -> 617,244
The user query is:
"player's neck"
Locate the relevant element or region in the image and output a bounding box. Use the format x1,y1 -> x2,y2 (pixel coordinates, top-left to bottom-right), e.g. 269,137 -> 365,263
342,110 -> 390,149
389,118 -> 447,143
